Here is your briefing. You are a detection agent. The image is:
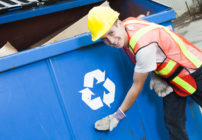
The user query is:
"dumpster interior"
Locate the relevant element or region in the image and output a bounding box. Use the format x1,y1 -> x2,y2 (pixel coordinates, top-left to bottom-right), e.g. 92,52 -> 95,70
0,0 -> 104,52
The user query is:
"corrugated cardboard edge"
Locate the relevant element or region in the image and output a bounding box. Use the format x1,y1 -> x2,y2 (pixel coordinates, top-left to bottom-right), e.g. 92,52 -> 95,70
0,42 -> 18,57
29,1 -> 110,49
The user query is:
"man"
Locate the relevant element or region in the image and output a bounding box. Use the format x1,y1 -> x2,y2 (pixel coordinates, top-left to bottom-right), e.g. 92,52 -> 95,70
87,6 -> 202,140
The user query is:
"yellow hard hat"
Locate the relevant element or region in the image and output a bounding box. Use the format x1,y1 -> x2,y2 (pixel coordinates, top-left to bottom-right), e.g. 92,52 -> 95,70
87,6 -> 120,41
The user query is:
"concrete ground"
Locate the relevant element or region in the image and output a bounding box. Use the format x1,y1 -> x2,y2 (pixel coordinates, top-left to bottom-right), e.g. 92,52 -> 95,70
173,13 -> 202,50
173,13 -> 202,113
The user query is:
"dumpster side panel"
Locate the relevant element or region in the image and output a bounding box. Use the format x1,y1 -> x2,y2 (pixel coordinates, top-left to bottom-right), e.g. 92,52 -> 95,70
0,61 -> 73,140
0,40 -> 201,140
49,43 -> 147,139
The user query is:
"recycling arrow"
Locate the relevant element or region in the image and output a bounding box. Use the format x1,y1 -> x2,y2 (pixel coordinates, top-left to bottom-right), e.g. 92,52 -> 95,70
79,69 -> 116,110
84,69 -> 105,88
79,88 -> 103,110
103,78 -> 115,108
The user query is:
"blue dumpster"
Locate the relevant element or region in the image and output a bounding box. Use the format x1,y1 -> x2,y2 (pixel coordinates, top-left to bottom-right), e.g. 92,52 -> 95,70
0,0 -> 201,140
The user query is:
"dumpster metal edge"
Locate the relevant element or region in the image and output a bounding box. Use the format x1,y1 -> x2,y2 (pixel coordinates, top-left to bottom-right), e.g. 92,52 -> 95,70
0,0 -> 105,24
0,33 -> 101,72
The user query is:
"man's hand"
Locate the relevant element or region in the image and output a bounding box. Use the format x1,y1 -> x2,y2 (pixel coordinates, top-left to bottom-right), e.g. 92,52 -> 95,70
94,108 -> 126,131
150,72 -> 173,97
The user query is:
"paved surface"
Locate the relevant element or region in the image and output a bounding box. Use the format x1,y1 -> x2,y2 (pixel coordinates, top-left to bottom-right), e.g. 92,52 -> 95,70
173,13 -> 202,113
173,14 -> 202,50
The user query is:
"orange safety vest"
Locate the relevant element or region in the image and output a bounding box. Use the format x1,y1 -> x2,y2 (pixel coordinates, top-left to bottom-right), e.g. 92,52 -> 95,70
122,17 -> 202,97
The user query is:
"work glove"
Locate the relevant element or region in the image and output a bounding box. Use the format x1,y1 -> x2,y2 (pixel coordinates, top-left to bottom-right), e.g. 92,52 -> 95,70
94,108 -> 126,131
150,72 -> 173,97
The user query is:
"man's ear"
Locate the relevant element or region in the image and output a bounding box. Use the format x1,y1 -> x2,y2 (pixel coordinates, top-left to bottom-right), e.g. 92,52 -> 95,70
115,19 -> 122,27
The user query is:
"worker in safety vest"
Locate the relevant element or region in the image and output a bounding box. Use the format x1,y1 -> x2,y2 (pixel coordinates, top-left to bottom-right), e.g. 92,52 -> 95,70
87,6 -> 202,140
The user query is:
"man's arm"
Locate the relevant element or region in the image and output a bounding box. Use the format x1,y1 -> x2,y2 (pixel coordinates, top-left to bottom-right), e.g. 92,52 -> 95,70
119,72 -> 149,113
94,71 -> 149,131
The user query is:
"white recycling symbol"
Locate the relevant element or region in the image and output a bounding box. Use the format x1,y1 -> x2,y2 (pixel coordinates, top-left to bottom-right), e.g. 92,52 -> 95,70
79,69 -> 116,110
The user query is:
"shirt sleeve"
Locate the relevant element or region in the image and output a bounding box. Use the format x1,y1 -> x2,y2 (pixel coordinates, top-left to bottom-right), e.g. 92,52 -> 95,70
134,43 -> 157,73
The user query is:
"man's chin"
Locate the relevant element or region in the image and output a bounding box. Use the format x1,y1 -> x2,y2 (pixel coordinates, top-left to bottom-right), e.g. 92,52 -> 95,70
111,44 -> 123,48
115,45 -> 121,48
116,44 -> 124,48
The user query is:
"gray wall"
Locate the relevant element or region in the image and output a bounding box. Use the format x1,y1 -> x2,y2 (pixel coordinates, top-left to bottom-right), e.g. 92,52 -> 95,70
153,0 -> 202,17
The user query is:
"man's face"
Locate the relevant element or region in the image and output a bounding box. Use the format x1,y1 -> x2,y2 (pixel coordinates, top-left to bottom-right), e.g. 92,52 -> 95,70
101,20 -> 128,48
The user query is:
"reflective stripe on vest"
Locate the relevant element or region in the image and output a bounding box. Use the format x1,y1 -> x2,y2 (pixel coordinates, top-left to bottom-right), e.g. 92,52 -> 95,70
129,46 -> 135,55
154,60 -> 196,94
172,76 -> 196,94
123,20 -> 150,55
129,24 -> 158,50
164,28 -> 202,68
155,60 -> 176,76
